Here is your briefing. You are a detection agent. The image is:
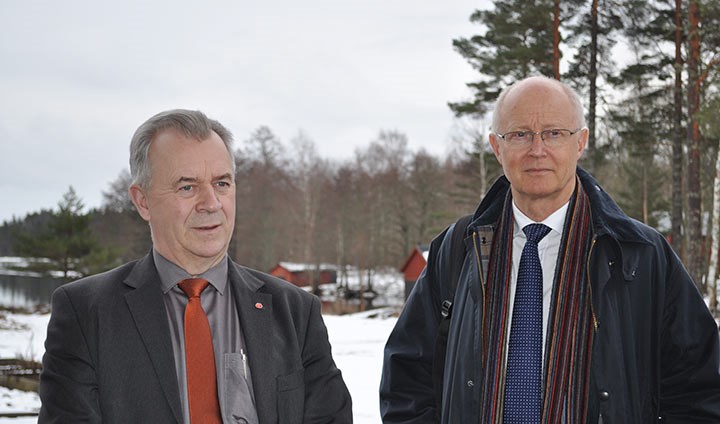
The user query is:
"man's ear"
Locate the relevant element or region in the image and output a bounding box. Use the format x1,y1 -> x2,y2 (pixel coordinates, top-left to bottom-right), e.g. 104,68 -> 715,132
129,184 -> 151,222
489,133 -> 503,165
576,127 -> 589,159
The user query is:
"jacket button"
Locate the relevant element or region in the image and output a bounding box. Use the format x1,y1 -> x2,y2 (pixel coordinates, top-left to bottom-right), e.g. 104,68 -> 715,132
467,380 -> 474,388
599,391 -> 610,401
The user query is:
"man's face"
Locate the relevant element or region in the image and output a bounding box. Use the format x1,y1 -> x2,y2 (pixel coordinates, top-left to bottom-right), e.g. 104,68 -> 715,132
130,129 -> 236,274
489,79 -> 587,219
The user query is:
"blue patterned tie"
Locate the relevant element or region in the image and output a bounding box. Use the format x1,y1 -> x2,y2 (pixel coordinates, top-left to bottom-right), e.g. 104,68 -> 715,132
504,223 -> 552,423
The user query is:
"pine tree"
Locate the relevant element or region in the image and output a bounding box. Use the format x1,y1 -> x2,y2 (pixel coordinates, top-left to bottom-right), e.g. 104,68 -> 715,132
448,0 -> 557,119
601,0 -> 681,236
13,187 -> 100,279
610,69 -> 672,228
563,0 -> 623,172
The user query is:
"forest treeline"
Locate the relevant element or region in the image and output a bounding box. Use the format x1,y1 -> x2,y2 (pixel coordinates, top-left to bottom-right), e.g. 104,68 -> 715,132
2,0 -> 719,312
0,128 -> 496,280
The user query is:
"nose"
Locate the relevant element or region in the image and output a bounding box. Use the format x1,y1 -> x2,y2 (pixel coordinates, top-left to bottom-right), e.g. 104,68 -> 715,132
528,133 -> 548,155
197,184 -> 222,212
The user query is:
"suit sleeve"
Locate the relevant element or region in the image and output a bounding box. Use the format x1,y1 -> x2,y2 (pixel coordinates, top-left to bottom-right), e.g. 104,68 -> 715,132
39,286 -> 102,424
301,295 -> 353,423
659,245 -> 720,422
379,226 -> 452,424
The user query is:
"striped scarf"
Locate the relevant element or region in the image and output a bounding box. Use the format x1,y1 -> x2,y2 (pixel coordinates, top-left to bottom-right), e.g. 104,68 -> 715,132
478,178 -> 595,423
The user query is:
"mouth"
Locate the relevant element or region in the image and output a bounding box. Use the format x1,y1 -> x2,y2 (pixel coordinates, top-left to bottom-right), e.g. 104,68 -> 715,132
194,224 -> 222,231
525,168 -> 552,174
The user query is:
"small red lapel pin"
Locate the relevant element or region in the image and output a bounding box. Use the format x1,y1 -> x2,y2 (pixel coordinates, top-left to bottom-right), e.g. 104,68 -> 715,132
255,302 -> 264,310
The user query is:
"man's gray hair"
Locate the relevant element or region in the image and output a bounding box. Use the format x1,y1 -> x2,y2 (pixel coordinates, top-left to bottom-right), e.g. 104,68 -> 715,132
491,75 -> 586,133
129,109 -> 235,188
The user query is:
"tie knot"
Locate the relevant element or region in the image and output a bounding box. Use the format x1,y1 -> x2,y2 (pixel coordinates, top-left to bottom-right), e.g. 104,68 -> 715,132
178,278 -> 210,299
523,223 -> 551,244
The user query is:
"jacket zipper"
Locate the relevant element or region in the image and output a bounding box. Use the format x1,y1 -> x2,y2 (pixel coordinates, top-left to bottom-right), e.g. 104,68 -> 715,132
587,237 -> 599,332
471,230 -> 486,294
472,230 -> 487,361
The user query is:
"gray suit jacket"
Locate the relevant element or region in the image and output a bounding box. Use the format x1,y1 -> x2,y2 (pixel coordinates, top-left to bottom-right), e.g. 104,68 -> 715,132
38,254 -> 352,423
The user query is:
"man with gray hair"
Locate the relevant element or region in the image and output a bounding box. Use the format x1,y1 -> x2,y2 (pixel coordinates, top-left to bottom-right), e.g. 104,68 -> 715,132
39,109 -> 352,423
380,76 -> 720,422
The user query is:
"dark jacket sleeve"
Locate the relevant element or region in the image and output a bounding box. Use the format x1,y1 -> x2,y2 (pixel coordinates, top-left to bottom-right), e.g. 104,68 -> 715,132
659,244 -> 720,422
300,295 -> 353,423
379,226 -> 452,424
38,286 -> 101,424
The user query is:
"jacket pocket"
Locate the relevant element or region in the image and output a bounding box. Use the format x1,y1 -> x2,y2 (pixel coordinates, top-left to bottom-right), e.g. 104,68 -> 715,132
277,369 -> 305,424
222,353 -> 259,424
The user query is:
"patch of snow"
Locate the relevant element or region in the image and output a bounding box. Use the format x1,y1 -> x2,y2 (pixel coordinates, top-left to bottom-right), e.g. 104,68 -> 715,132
0,386 -> 40,418
324,311 -> 398,423
0,257 -> 81,279
0,314 -> 47,362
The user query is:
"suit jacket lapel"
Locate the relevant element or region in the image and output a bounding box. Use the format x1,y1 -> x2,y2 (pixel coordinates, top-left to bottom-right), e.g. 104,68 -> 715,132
228,263 -> 276,424
123,254 -> 183,424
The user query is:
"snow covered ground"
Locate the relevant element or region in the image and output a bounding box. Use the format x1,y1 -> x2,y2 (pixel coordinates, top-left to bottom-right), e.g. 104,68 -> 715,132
0,312 -> 47,424
0,308 -> 400,423
324,309 -> 398,423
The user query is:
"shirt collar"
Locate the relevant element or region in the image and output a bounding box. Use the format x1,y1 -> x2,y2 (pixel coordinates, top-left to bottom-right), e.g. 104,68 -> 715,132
152,249 -> 228,295
512,200 -> 569,237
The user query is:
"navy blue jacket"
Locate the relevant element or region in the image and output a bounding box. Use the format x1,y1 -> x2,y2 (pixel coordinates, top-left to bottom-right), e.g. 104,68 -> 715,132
380,168 -> 720,423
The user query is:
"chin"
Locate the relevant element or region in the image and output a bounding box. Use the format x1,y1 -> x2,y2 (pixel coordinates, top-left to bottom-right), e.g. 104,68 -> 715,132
519,182 -> 553,194
191,251 -> 226,264
188,239 -> 229,257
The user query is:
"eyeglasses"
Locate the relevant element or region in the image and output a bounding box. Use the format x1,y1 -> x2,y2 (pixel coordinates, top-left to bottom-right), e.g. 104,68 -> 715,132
495,128 -> 581,148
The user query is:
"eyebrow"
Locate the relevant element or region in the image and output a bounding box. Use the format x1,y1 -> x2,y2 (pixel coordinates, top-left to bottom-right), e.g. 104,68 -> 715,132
175,173 -> 234,185
176,176 -> 198,185
214,173 -> 234,182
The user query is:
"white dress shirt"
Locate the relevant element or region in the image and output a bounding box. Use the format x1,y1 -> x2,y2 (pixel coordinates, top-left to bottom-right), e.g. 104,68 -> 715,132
508,200 -> 569,363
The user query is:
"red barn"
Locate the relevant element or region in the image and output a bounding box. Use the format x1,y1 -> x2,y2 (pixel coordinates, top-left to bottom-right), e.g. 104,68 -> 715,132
399,245 -> 429,299
268,262 -> 337,288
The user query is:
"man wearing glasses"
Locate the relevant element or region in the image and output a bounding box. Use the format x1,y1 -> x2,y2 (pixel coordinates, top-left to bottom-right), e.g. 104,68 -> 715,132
380,76 -> 720,423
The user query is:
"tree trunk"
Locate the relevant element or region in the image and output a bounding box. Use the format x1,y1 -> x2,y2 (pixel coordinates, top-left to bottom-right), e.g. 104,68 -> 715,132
588,0 -> 599,172
707,146 -> 720,315
553,0 -> 561,80
479,145 -> 487,199
686,0 -> 704,290
671,0 -> 684,256
643,165 -> 649,224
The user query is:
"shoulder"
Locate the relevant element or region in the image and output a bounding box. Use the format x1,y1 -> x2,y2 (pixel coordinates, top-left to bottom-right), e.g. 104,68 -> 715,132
229,261 -> 317,303
228,262 -> 323,328
52,258 -> 144,309
60,260 -> 136,292
614,215 -> 667,245
583,174 -> 667,248
594,210 -> 674,263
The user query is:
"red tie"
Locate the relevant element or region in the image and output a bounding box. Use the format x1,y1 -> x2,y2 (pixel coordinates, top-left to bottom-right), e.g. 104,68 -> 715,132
178,278 -> 222,424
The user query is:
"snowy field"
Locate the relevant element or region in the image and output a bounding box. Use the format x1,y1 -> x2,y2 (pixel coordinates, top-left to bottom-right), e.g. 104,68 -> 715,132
0,309 -> 400,423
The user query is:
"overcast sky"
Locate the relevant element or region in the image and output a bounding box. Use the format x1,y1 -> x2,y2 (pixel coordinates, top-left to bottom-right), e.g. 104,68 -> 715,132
0,0 -> 488,223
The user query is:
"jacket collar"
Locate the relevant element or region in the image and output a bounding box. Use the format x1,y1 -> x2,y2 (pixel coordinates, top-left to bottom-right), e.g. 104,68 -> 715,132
226,262 -> 276,424
467,168 -> 654,281
469,167 -> 653,245
122,253 -> 183,423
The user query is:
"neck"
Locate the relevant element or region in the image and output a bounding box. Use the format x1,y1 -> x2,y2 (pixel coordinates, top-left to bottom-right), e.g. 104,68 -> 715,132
156,249 -> 226,276
184,256 -> 225,276
512,192 -> 574,222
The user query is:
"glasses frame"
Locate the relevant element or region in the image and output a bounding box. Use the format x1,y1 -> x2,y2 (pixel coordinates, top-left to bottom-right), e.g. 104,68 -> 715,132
495,128 -> 582,148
